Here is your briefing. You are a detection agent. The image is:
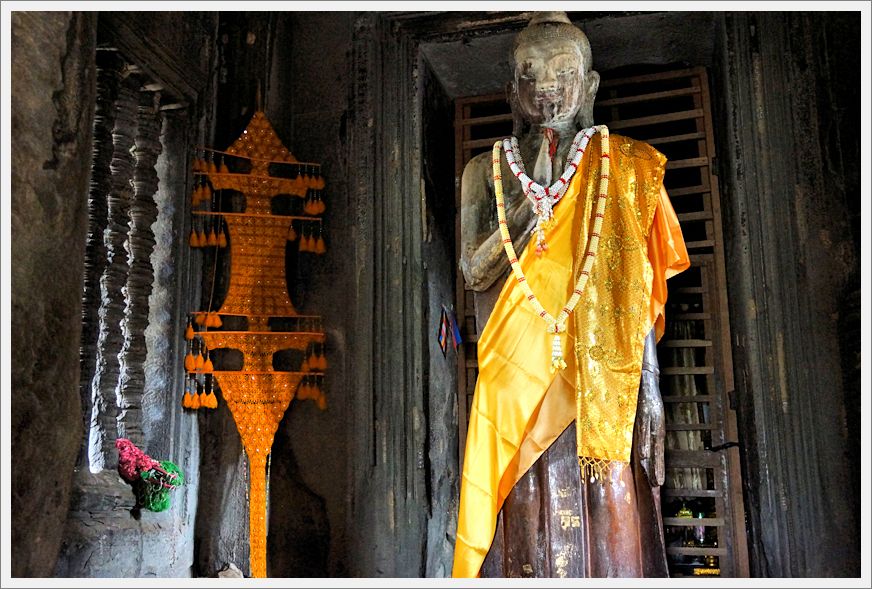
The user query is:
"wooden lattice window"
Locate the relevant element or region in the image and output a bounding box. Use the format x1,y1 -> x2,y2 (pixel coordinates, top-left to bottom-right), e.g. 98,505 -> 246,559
454,66 -> 749,577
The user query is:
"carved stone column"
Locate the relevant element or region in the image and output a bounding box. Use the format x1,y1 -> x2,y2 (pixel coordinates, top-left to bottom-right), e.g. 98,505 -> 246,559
117,90 -> 163,444
78,48 -> 124,465
88,73 -> 139,471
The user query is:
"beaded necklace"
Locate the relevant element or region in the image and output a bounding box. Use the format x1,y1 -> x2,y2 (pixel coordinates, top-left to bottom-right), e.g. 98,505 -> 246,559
492,125 -> 610,372
504,126 -> 599,253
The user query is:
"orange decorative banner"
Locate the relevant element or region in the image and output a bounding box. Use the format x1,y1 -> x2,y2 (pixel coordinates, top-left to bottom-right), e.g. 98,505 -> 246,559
185,111 -> 328,577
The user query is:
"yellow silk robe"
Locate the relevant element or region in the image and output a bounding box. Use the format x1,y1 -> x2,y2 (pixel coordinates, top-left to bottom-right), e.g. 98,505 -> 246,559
453,134 -> 689,578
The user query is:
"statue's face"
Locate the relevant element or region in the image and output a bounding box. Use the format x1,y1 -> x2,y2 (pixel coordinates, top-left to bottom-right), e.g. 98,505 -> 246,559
513,37 -> 591,127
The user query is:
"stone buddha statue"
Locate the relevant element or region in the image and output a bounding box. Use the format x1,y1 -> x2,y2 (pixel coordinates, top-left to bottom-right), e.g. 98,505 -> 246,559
454,11 -> 689,578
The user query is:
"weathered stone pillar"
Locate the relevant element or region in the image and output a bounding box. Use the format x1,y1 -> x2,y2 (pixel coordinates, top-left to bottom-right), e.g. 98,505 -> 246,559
78,48 -> 124,464
88,73 -> 139,471
117,90 -> 163,443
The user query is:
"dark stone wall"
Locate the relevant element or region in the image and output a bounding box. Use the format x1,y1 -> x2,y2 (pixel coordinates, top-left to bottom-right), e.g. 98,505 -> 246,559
713,12 -> 859,577
420,57 -> 460,578
11,11 -> 97,577
268,12 -> 354,577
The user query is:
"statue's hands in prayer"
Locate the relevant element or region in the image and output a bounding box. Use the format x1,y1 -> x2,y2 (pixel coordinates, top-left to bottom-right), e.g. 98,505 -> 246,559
459,156 -> 538,292
505,193 -> 537,250
636,328 -> 666,488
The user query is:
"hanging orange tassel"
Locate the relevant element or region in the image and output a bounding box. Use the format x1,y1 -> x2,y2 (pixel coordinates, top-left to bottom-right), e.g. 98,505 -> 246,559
297,380 -> 310,401
219,160 -> 230,174
195,351 -> 205,371
206,391 -> 218,409
190,392 -> 201,409
189,229 -> 199,247
287,224 -> 297,242
300,357 -> 310,373
185,322 -> 194,340
194,312 -> 206,326
317,198 -> 326,214
218,230 -> 228,248
207,159 -> 217,174
315,236 -> 326,255
316,393 -> 327,411
206,228 -> 218,247
184,350 -> 195,373
203,353 -> 214,373
182,392 -> 193,408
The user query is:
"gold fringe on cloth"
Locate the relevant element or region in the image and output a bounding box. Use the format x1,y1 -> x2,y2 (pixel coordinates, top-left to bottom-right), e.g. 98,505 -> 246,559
577,456 -> 628,483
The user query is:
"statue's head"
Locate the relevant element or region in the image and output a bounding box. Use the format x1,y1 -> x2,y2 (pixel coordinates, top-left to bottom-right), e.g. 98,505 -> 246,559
509,12 -> 599,133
